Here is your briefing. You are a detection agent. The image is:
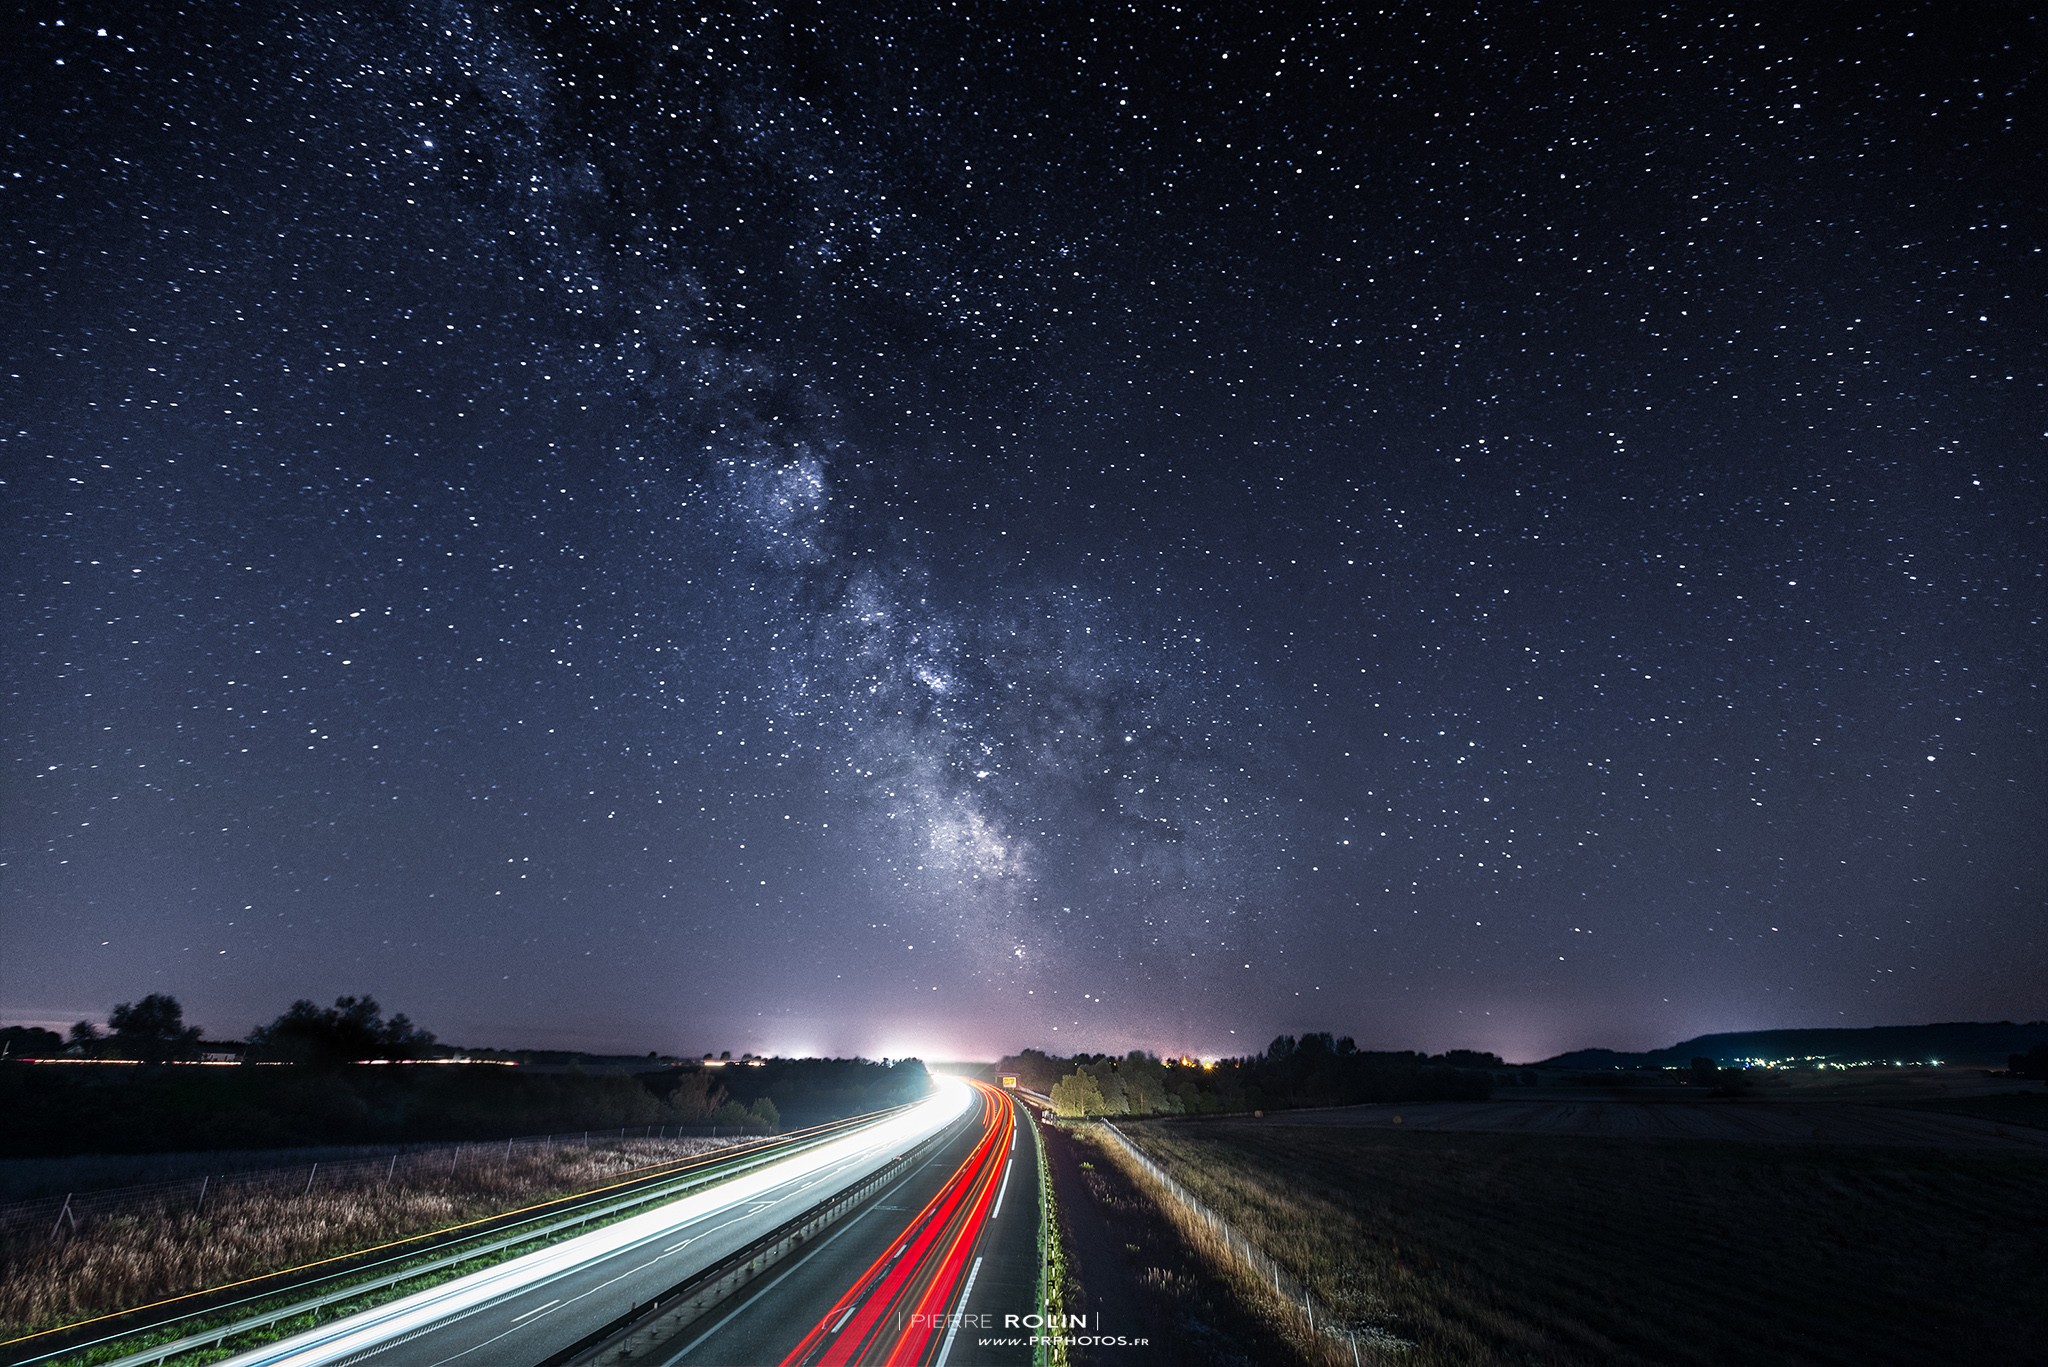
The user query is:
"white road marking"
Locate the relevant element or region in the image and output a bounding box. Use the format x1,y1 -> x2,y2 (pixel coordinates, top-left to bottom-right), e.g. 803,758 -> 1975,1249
661,1132 -> 966,1364
932,1257 -> 983,1367
990,1155 -> 1014,1220
217,1085 -> 974,1367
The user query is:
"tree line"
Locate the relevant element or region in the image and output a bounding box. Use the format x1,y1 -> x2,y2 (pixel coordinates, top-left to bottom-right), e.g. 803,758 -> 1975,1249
0,992 -> 439,1066
1000,1032 -> 1505,1119
0,994 -> 931,1156
0,1060 -> 782,1158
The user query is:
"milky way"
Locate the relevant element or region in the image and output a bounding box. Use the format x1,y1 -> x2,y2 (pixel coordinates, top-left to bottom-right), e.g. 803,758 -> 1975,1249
3,3 -> 2041,1059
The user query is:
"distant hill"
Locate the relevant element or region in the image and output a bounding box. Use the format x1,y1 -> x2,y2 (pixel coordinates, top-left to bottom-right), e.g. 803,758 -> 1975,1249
1539,1021 -> 2048,1070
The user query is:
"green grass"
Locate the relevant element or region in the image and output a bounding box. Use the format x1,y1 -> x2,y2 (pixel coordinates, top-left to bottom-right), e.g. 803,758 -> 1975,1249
1028,1109 -> 1068,1367
1122,1119 -> 2048,1367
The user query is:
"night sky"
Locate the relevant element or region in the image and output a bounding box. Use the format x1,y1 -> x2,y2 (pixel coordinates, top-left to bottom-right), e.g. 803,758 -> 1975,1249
4,3 -> 2042,1062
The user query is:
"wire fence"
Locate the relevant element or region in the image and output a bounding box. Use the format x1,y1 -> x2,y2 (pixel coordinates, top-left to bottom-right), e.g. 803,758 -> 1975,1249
1096,1121 -> 1413,1363
2,1125 -> 754,1245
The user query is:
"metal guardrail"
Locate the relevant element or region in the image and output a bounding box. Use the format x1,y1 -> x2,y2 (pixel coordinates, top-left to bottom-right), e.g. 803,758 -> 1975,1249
551,1122 -> 962,1366
1023,1098 -> 1064,1367
3,1126 -> 751,1244
1096,1122 -> 1413,1363
3,1108 -> 920,1367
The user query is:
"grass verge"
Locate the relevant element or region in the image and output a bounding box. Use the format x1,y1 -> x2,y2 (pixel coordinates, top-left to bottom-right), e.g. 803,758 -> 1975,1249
2,1137 -> 734,1354
1027,1106 -> 1067,1367
41,1186 -> 677,1367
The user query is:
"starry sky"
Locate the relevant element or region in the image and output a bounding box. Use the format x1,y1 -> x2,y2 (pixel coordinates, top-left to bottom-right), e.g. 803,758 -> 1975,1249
4,3 -> 2043,1062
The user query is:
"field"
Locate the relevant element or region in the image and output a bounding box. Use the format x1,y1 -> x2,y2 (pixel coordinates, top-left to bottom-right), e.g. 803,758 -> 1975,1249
1896,1089 -> 2048,1131
1256,1093 -> 2048,1147
1117,1114 -> 2048,1367
0,1136 -> 729,1342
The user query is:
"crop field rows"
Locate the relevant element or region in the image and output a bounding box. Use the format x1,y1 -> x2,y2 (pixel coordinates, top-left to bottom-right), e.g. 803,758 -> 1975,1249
1120,1118 -> 2048,1367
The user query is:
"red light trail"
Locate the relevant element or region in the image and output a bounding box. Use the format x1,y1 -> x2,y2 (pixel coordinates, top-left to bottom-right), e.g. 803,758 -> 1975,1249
779,1079 -> 1017,1366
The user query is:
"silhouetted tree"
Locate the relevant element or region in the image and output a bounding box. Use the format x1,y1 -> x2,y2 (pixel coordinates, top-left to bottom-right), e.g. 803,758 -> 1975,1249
245,995 -> 435,1066
0,1026 -> 63,1059
663,1069 -> 729,1121
108,993 -> 203,1063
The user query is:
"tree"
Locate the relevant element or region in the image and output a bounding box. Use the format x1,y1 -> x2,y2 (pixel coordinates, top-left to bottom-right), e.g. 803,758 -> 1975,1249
1086,1060 -> 1130,1114
712,1099 -> 775,1130
66,1021 -> 102,1056
246,995 -> 436,1067
0,1025 -> 63,1059
665,1069 -> 728,1122
1114,1052 -> 1178,1115
107,994 -> 203,1063
1050,1069 -> 1107,1118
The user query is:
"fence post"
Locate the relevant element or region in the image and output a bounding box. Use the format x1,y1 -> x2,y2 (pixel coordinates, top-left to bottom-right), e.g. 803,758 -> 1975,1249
387,1153 -> 399,1185
50,1193 -> 74,1240
196,1176 -> 208,1214
304,1163 -> 318,1196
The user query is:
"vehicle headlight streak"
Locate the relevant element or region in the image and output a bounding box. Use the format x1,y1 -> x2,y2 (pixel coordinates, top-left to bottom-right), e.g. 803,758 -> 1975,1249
778,1079 -> 1017,1367
215,1081 -> 975,1367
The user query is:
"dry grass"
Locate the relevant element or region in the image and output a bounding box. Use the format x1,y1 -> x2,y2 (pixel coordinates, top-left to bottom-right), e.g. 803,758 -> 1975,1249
1052,1127 -> 1314,1366
1074,1129 -> 1339,1366
1116,1119 -> 2048,1367
0,1137 -> 730,1339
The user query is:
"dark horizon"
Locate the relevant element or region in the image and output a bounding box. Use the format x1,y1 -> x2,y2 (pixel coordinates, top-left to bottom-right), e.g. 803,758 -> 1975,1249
12,999 -> 2045,1072
5,5 -> 2042,1064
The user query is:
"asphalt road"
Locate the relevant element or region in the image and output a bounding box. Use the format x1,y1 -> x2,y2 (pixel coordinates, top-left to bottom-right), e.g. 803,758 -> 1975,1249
208,1086 -> 975,1367
643,1081 -> 1043,1367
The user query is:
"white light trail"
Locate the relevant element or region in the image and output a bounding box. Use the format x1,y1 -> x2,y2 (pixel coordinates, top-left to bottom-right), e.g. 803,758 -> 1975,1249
215,1081 -> 973,1367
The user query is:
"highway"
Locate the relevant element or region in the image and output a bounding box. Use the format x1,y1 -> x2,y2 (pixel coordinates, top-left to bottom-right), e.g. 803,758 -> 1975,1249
637,1079 -> 1042,1366
201,1081 -> 978,1367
